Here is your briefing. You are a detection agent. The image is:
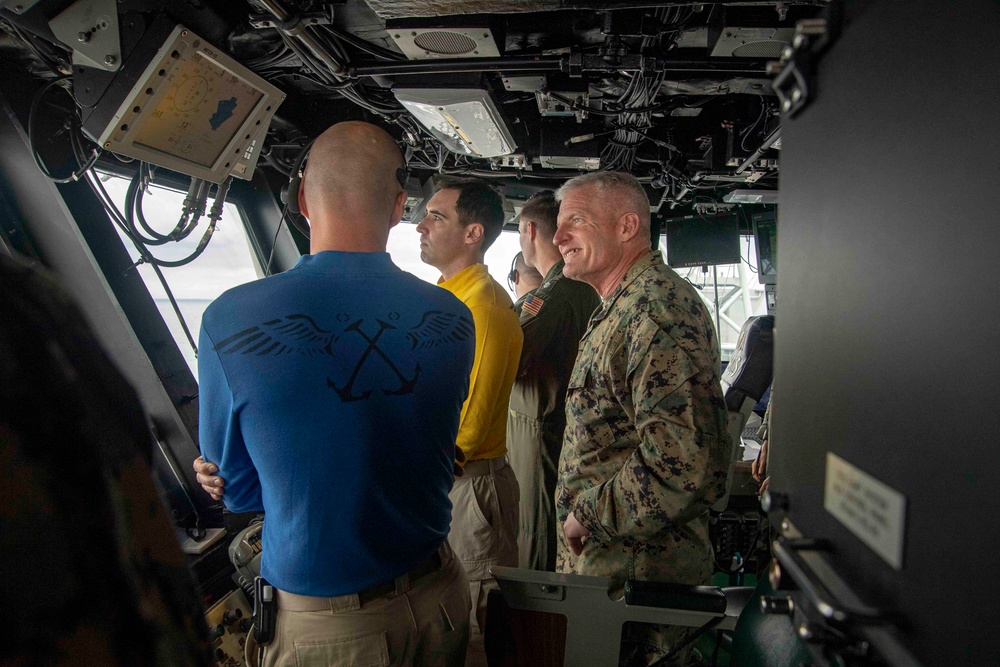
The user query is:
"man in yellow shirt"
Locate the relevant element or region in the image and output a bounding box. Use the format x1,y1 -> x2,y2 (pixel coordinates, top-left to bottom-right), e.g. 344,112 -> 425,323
415,178 -> 523,667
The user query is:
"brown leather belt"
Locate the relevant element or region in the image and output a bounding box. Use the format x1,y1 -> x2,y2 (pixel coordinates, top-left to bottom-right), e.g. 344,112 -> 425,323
275,550 -> 443,611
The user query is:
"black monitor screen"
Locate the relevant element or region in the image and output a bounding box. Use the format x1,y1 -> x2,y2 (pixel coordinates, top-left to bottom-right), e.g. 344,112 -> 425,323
665,212 -> 741,268
752,210 -> 777,285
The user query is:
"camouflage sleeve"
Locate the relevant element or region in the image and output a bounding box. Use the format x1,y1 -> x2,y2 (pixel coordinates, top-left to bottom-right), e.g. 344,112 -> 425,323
570,314 -> 729,542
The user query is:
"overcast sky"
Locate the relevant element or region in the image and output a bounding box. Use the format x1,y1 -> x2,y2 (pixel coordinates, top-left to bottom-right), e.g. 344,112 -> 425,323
104,175 -> 524,303
103,175 -> 525,377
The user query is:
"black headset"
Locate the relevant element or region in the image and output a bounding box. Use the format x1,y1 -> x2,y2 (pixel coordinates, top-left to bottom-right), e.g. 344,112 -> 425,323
280,138 -> 315,237
507,252 -> 521,292
280,139 -> 410,239
396,166 -> 410,189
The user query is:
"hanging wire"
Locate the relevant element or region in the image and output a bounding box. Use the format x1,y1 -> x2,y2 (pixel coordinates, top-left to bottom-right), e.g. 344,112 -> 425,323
1,18 -> 72,75
27,69 -> 201,354
110,165 -> 229,269
740,95 -> 768,152
322,24 -> 405,62
601,68 -> 667,172
82,169 -> 200,355
238,6 -> 458,164
28,78 -> 101,183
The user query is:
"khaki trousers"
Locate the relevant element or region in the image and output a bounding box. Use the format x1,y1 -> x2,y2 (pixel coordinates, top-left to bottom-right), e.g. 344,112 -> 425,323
262,542 -> 470,667
448,456 -> 519,667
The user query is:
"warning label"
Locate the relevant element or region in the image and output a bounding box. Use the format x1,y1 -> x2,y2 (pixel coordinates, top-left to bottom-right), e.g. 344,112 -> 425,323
824,452 -> 906,570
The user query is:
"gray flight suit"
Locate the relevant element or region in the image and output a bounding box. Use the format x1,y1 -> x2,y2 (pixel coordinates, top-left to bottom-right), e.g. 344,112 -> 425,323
507,259 -> 600,571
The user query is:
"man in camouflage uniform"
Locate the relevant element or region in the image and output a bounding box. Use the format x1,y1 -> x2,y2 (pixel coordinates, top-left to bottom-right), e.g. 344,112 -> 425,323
507,191 -> 600,571
552,172 -> 731,665
1,254 -> 211,666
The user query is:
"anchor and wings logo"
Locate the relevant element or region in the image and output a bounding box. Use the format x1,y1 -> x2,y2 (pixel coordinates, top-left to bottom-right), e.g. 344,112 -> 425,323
213,311 -> 473,402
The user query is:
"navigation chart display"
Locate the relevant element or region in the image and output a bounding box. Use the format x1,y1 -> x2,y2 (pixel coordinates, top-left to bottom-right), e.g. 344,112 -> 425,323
91,24 -> 285,182
134,52 -> 263,168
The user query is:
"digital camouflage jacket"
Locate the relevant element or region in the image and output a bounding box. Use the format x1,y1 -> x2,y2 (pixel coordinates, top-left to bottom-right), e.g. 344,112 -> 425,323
555,250 -> 731,595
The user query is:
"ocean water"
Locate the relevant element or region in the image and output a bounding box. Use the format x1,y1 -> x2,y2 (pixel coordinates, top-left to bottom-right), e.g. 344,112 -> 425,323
154,298 -> 212,380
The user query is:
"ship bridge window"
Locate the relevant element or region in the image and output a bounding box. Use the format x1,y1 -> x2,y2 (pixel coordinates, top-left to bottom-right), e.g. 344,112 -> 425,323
101,175 -> 521,378
100,172 -> 259,379
387,222 -> 522,302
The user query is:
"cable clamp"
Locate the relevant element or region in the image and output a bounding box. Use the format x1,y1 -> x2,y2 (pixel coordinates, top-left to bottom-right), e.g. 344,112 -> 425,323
249,9 -> 333,32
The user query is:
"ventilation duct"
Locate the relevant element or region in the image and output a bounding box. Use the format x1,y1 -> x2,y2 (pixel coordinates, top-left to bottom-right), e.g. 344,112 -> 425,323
388,25 -> 500,59
710,28 -> 794,58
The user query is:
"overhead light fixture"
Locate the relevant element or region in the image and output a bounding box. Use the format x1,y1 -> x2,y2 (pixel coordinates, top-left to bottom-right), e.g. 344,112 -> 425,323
393,87 -> 516,158
723,189 -> 779,204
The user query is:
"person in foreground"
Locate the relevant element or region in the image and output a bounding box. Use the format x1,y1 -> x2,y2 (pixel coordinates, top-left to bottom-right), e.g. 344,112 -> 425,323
414,178 -> 523,667
197,121 -> 475,667
507,190 -> 600,571
552,172 -> 732,665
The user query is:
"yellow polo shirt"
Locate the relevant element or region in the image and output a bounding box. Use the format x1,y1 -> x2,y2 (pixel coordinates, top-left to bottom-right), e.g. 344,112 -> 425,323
439,263 -> 523,461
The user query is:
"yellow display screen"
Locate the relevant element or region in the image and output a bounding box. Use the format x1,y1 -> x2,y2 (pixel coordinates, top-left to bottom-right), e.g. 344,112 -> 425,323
134,52 -> 263,168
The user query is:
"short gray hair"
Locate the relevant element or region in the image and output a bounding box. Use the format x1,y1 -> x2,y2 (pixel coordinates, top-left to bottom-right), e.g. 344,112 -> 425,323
555,171 -> 651,227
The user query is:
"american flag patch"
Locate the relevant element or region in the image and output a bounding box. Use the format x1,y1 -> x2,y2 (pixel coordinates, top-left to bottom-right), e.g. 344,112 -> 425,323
523,293 -> 545,316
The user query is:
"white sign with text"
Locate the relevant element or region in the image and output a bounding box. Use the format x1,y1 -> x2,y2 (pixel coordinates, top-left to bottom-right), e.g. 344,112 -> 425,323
824,452 -> 907,570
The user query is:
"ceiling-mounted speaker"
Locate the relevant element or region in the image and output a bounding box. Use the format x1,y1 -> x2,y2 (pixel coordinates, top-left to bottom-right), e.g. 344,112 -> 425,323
710,27 -> 795,58
388,25 -> 501,59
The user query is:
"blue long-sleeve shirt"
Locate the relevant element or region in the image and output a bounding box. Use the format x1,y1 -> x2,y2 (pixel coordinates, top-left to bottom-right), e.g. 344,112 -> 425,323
198,251 -> 475,596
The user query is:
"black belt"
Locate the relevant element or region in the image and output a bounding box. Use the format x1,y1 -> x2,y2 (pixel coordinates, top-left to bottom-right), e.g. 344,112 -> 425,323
275,550 -> 443,611
358,550 -> 442,604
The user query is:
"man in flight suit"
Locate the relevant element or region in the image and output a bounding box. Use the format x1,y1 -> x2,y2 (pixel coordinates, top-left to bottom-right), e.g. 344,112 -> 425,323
506,190 -> 600,571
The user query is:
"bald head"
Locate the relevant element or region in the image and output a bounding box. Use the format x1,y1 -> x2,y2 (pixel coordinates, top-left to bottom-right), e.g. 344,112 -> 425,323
299,121 -> 407,252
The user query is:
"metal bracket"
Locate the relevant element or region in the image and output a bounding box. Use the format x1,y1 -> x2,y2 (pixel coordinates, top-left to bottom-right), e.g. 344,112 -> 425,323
767,1 -> 843,118
770,525 -> 923,667
491,154 -> 528,170
493,566 -> 744,667
536,90 -> 591,122
251,0 -> 345,76
249,10 -> 334,32
0,0 -> 42,14
48,0 -> 121,72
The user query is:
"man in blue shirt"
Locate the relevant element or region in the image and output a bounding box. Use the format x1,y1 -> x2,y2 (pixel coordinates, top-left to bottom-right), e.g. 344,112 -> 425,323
198,121 -> 475,666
